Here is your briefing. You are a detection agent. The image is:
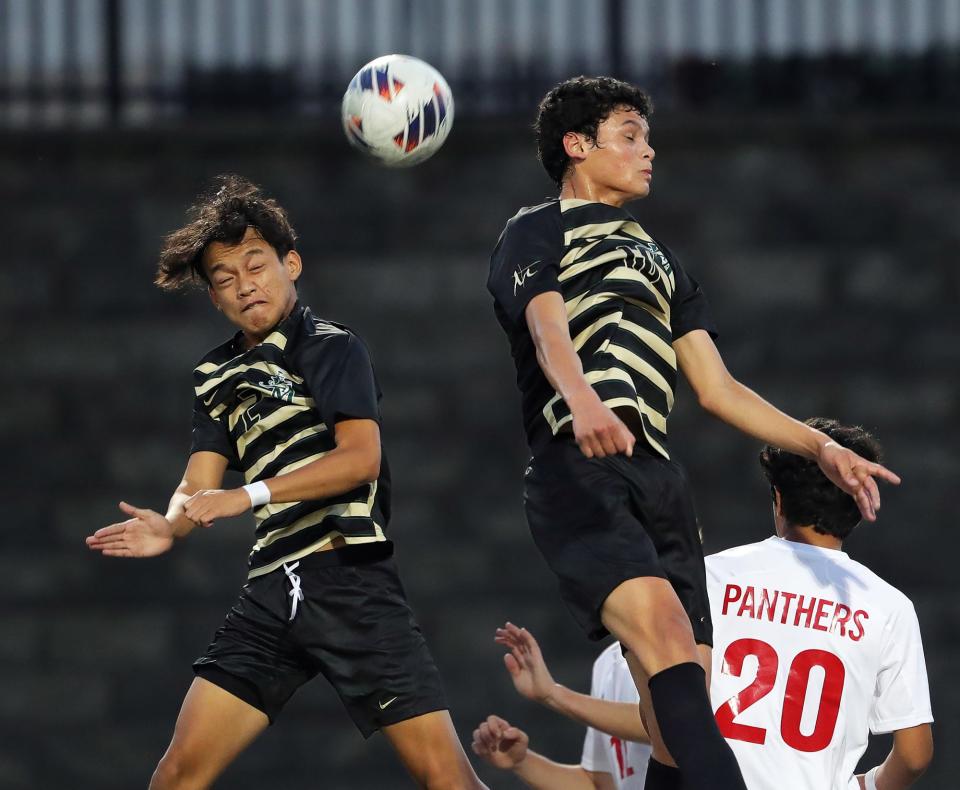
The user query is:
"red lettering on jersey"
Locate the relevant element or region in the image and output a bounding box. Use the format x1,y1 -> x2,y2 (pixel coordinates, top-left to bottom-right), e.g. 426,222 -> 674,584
759,588 -> 780,621
813,598 -> 833,632
850,610 -> 869,641
779,591 -> 797,624
781,649 -> 846,751
610,736 -> 635,779
725,584 -> 864,642
831,603 -> 852,637
722,584 -> 742,615
737,586 -> 756,618
794,595 -> 815,629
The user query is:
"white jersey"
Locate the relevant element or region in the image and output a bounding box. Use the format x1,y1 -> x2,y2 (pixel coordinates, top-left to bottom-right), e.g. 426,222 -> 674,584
580,642 -> 652,788
706,537 -> 932,790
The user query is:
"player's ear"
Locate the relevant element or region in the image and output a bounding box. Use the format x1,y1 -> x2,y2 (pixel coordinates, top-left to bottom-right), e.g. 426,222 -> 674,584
207,286 -> 221,311
284,250 -> 303,282
562,131 -> 590,163
772,487 -> 783,516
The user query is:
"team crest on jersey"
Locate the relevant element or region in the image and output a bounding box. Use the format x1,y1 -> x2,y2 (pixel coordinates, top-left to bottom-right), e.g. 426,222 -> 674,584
264,372 -> 295,402
618,241 -> 672,286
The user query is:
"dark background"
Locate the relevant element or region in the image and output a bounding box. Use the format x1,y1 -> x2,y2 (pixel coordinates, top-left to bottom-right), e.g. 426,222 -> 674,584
2,1 -> 957,788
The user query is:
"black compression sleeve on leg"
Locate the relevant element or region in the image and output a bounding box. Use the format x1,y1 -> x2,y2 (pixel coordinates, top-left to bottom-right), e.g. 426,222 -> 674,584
647,662 -> 747,790
643,757 -> 682,789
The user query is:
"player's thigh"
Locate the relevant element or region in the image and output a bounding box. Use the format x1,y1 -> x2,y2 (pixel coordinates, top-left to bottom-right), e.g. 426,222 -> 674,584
152,677 -> 269,788
601,575 -> 699,676
382,709 -> 483,789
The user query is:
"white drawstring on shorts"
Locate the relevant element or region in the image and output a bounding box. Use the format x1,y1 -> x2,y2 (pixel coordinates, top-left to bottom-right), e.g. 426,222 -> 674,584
283,561 -> 304,621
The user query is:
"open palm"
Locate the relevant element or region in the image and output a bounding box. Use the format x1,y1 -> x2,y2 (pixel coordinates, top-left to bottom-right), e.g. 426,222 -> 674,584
85,501 -> 174,558
495,622 -> 557,703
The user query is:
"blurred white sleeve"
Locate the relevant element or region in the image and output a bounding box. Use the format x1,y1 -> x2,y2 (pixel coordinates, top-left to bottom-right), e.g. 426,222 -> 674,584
581,650 -> 615,774
868,600 -> 934,733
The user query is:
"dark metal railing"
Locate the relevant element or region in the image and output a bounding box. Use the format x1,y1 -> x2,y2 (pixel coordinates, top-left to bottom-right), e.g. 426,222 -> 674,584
1,0 -> 959,126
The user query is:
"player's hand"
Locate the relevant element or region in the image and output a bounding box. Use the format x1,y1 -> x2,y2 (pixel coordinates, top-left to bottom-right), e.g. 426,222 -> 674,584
183,488 -> 253,528
471,715 -> 529,770
85,502 -> 174,558
568,389 -> 635,458
495,621 -> 558,705
816,441 -> 901,522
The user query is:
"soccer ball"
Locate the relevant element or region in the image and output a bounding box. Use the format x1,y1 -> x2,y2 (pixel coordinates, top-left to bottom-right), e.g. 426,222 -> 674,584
341,54 -> 454,168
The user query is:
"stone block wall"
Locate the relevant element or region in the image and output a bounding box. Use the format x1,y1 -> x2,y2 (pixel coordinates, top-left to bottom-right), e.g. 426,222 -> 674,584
2,114 -> 956,788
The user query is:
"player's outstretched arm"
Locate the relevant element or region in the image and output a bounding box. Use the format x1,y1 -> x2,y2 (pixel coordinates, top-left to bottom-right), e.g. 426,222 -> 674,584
856,724 -> 933,790
182,418 -> 381,527
496,622 -> 649,744
673,329 -> 900,521
471,715 -> 613,790
85,451 -> 228,557
524,292 -> 635,459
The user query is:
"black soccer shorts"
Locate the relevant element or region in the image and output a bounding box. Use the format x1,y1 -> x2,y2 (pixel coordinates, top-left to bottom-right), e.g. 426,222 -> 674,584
524,436 -> 713,646
193,543 -> 448,738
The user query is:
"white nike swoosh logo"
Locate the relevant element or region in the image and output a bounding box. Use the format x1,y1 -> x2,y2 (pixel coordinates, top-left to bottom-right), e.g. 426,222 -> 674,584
378,696 -> 399,710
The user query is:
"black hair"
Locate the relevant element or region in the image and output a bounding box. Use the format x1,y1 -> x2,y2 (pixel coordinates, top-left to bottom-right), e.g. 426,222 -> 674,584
535,75 -> 653,187
156,174 -> 297,290
759,418 -> 883,540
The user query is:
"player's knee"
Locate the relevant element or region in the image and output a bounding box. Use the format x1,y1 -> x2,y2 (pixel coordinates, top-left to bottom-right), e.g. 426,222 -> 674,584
415,755 -> 483,790
149,751 -> 207,790
620,605 -> 694,652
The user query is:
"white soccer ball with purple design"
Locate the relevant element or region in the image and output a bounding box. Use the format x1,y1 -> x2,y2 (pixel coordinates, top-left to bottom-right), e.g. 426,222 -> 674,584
341,54 -> 454,168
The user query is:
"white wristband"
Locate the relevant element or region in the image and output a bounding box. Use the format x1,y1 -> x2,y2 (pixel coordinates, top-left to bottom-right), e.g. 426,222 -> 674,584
864,766 -> 879,790
242,481 -> 271,508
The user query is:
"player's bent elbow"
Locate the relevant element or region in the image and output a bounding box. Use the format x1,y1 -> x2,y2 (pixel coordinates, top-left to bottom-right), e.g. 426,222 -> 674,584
903,743 -> 934,778
894,724 -> 934,779
694,386 -> 724,418
354,447 -> 381,485
693,374 -> 740,419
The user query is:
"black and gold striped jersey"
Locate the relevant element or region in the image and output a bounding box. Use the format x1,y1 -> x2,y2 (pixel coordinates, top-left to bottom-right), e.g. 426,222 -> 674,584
488,198 -> 717,459
190,303 -> 390,579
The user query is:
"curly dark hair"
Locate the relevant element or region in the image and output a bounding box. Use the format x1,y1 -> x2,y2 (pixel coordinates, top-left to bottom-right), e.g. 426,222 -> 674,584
535,76 -> 653,187
759,418 -> 883,540
155,174 -> 298,290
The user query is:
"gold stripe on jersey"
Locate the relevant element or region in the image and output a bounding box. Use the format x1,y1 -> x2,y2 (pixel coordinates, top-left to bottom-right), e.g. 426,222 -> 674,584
194,331 -> 291,378
545,202 -> 686,459
250,451 -> 339,519
607,398 -> 669,458
559,246 -> 650,280
606,343 -> 675,411
246,524 -> 387,579
224,390 -> 316,431
234,403 -> 316,459
557,244 -> 676,294
193,306 -> 388,581
243,424 -> 330,483
619,318 -> 676,367
562,219 -> 633,245
543,392 -> 668,459
197,360 -> 305,400
542,366 -> 634,431
567,289 -> 669,331
605,266 -> 672,313
254,479 -> 377,531
254,499 -> 375,548
588,393 -> 667,434
561,219 -> 656,248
